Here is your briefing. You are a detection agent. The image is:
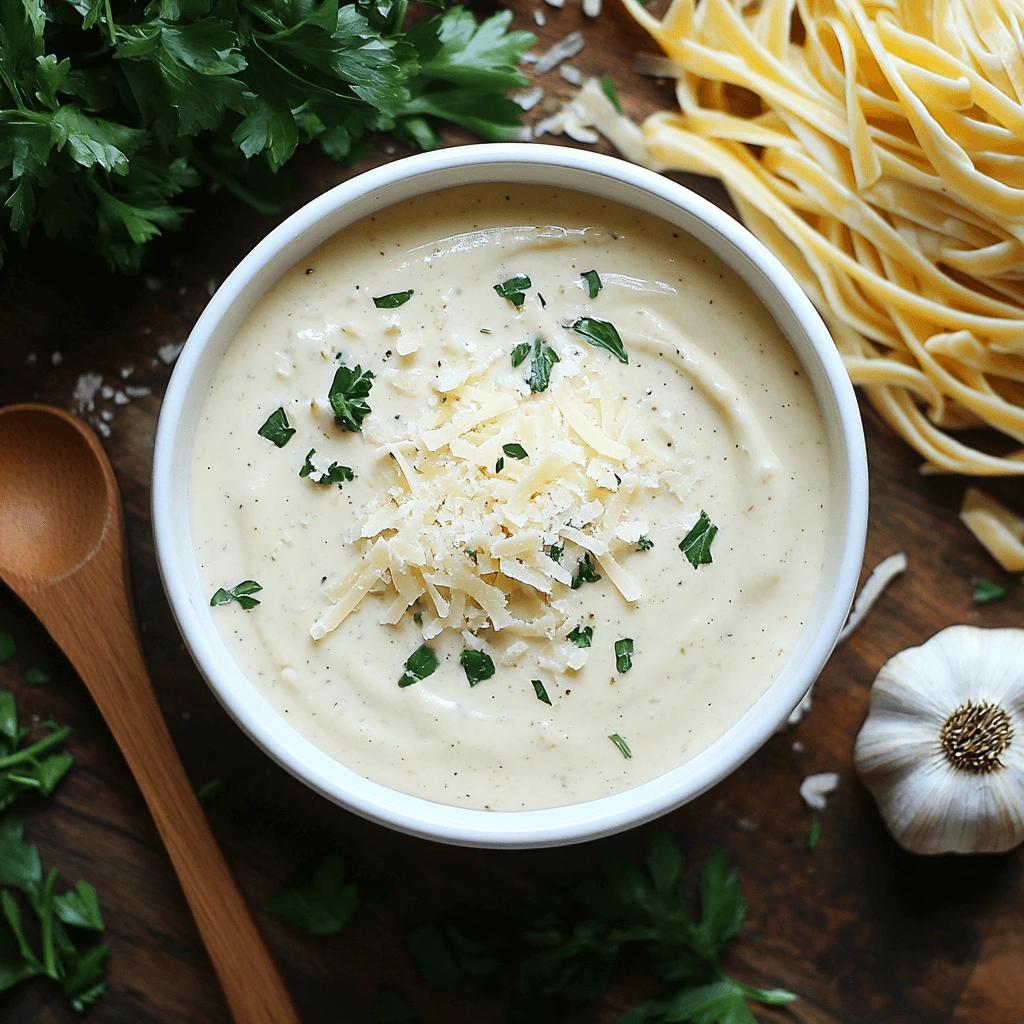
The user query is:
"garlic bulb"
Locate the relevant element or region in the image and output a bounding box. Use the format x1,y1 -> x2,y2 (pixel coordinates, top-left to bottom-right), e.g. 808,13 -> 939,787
854,625 -> 1024,855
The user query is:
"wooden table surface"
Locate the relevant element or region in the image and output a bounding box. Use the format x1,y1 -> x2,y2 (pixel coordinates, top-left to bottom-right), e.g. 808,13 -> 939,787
2,3 -> 1023,1022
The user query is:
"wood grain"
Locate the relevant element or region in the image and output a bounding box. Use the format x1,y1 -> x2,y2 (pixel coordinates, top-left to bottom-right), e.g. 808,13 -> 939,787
1,1 -> 1023,1021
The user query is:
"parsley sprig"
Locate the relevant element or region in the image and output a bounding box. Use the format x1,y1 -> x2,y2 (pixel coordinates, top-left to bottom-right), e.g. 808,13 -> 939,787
329,363 -> 375,432
0,3 -> 534,272
210,580 -> 262,609
404,831 -> 796,1023
0,691 -> 74,811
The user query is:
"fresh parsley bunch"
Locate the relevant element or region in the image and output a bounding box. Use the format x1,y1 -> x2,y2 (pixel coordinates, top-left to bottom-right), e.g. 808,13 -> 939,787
406,832 -> 796,1023
0,0 -> 534,272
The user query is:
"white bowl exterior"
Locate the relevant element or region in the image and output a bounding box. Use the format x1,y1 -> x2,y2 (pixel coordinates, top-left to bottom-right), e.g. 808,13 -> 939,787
153,144 -> 868,848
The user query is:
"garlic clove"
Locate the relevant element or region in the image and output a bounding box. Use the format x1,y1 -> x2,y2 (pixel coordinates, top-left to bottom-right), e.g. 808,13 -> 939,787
855,625 -> 1024,855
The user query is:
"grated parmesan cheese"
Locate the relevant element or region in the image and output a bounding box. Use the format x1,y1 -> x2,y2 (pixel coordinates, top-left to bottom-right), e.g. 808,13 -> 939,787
311,366 -> 695,652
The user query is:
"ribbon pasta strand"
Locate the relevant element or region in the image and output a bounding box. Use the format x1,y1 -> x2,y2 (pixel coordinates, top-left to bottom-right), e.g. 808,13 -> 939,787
624,0 -> 1024,475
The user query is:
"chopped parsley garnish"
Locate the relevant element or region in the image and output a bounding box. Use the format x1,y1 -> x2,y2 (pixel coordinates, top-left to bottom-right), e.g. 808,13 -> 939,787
600,73 -> 622,113
569,317 -> 628,363
481,328 -> 492,335
328,363 -> 375,432
460,650 -> 495,687
608,733 -> 632,759
413,611 -> 423,624
465,548 -> 479,563
25,666 -> 50,686
495,456 -> 505,473
527,336 -> 560,393
538,293 -> 547,308
398,645 -> 439,688
257,407 -> 295,448
972,578 -> 1006,604
299,449 -> 354,487
373,289 -> 414,309
807,818 -> 822,852
210,581 -> 263,610
581,270 -> 602,298
614,638 -> 634,673
0,631 -> 14,665
494,275 -> 531,308
566,625 -> 593,648
570,552 -> 602,589
502,443 -> 528,460
679,511 -> 718,568
548,544 -> 563,563
510,342 -> 531,367
531,679 -> 552,706
636,535 -> 654,551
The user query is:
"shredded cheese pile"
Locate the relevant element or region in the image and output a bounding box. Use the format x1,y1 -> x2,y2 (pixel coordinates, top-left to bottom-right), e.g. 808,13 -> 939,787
604,0 -> 1024,476
311,353 -> 690,658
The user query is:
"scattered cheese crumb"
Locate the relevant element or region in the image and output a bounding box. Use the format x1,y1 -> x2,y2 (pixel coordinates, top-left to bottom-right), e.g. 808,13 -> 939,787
158,341 -> 185,365
120,365 -> 134,379
71,373 -> 103,414
838,552 -> 908,643
533,31 -> 584,75
800,772 -> 839,810
114,390 -> 129,406
543,0 -> 564,7
559,64 -> 583,86
125,385 -> 152,399
533,8 -> 545,25
792,740 -> 805,753
50,351 -> 62,366
513,86 -> 544,111
582,0 -> 601,15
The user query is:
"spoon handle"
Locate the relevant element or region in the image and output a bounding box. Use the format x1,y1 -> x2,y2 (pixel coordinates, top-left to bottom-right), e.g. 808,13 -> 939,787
40,578 -> 301,1024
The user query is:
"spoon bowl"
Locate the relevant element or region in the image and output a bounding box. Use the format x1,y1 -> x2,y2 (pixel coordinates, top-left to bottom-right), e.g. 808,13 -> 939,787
0,403 -> 299,1024
0,406 -> 110,582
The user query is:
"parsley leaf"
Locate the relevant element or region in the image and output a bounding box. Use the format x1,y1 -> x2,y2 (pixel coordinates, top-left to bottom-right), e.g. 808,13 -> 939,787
24,666 -> 49,686
265,854 -> 360,935
328,363 -> 375,432
299,449 -> 354,487
527,336 -> 560,393
373,290 -> 414,309
464,548 -> 478,563
494,275 -> 531,308
209,580 -> 262,610
510,342 -> 531,367
600,73 -> 622,113
972,578 -> 1006,604
531,679 -> 552,706
459,650 -> 495,687
0,691 -> 74,811
567,625 -> 593,648
807,819 -> 822,852
680,511 -> 718,568
615,638 -> 634,673
581,269 -> 602,298
398,646 -> 439,688
570,317 -> 628,363
608,733 -> 632,759
636,535 -> 654,551
571,552 -> 602,589
495,456 -> 505,473
257,407 -> 295,448
0,633 -> 14,666
502,443 -> 528,460
548,544 -> 563,563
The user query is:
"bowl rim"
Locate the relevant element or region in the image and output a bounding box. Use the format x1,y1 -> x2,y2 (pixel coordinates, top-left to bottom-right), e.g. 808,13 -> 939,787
153,142 -> 868,848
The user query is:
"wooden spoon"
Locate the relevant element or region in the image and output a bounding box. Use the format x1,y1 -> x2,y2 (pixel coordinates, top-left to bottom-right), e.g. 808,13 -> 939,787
0,403 -> 300,1024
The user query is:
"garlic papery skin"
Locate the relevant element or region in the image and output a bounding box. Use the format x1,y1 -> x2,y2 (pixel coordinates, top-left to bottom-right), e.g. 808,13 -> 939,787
854,625 -> 1024,856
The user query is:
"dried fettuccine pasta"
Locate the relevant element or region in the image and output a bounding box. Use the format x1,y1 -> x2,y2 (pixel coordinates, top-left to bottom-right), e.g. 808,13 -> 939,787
616,0 -> 1024,475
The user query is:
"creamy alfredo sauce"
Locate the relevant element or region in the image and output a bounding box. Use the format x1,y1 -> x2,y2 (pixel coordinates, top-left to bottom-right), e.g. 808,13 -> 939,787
190,184 -> 829,811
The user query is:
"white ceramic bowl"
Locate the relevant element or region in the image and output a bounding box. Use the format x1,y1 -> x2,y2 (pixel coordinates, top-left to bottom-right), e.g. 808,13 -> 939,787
153,143 -> 868,849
